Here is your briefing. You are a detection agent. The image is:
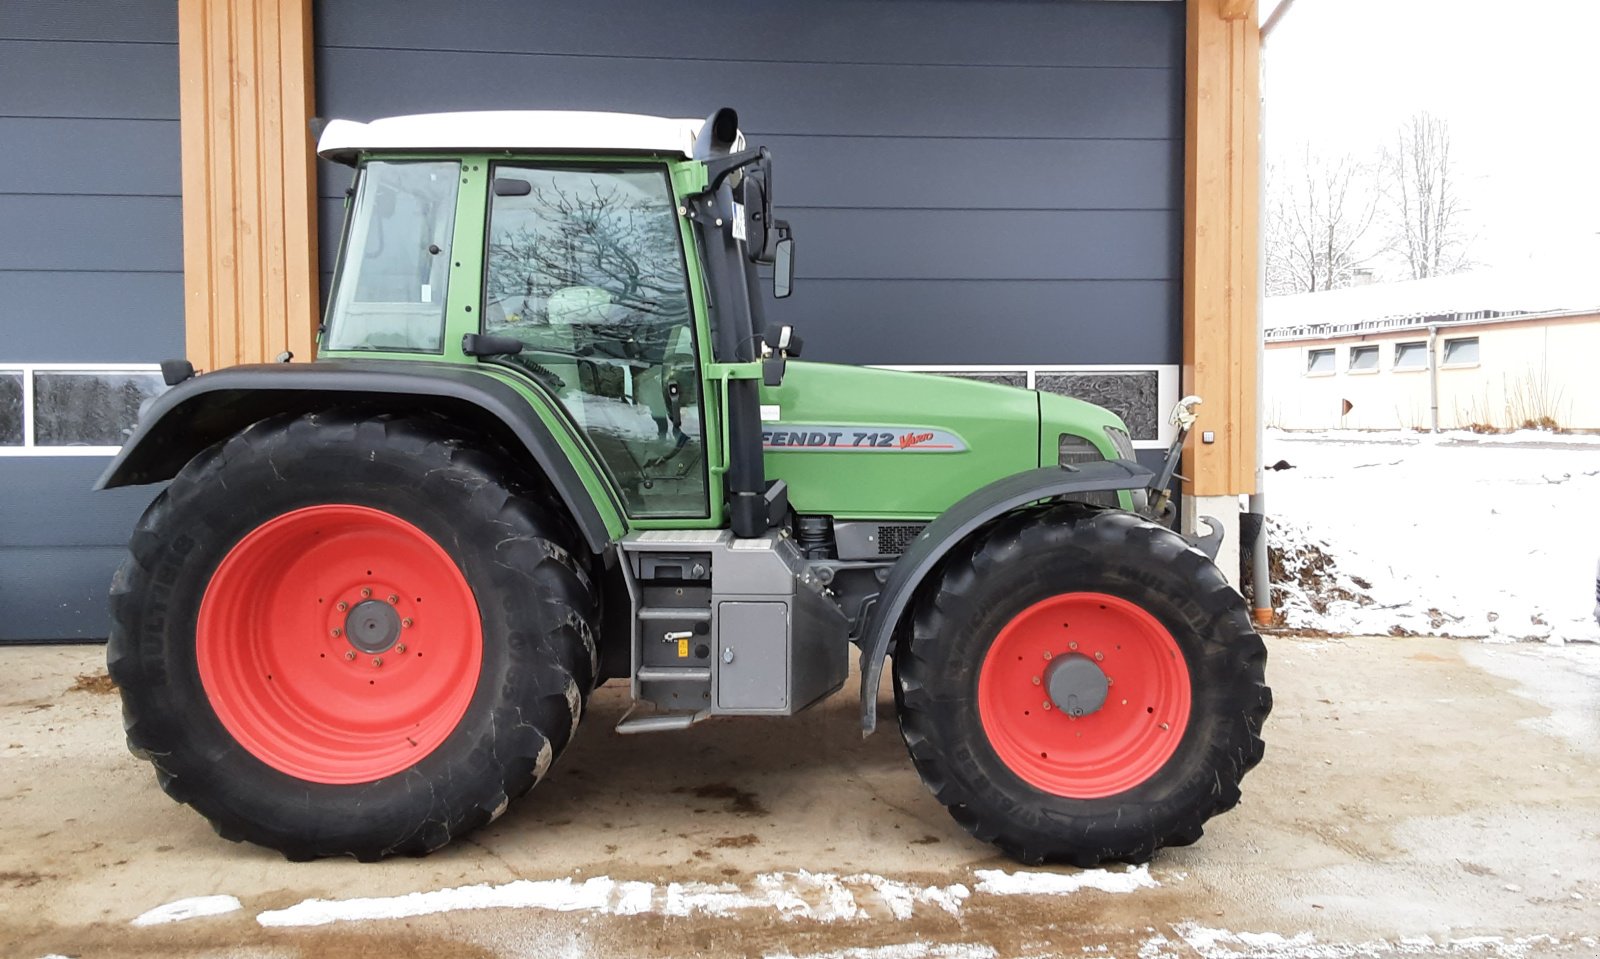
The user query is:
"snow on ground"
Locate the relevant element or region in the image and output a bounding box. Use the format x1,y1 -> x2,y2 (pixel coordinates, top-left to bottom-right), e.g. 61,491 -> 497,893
203,866 -> 1150,929
1260,428 -> 1600,643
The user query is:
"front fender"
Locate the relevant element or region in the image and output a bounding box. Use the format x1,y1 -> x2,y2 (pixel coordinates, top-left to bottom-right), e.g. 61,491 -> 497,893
95,361 -> 624,553
856,459 -> 1154,733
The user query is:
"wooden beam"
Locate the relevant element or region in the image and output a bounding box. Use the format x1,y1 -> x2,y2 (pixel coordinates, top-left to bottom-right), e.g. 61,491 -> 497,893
178,0 -> 319,370
1182,0 -> 1260,497
1220,0 -> 1256,20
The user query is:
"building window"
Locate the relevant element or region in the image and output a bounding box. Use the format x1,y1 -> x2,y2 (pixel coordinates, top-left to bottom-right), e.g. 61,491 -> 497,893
0,371 -> 22,446
0,365 -> 165,456
1348,345 -> 1379,373
1306,349 -> 1335,375
1394,341 -> 1429,370
1442,336 -> 1480,366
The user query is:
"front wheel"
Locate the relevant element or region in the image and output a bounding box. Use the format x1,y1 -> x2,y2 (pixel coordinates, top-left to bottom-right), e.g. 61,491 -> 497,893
894,505 -> 1271,865
108,411 -> 598,860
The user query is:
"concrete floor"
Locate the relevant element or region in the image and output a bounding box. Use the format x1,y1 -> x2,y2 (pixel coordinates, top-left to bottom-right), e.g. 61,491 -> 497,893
1,635 -> 1597,958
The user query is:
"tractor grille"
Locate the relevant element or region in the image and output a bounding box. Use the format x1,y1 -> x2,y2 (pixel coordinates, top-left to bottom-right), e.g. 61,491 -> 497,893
1057,433 -> 1119,508
1058,432 -> 1104,467
877,523 -> 927,555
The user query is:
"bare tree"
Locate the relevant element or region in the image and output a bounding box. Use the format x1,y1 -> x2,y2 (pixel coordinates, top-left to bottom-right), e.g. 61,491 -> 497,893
1266,149 -> 1380,294
1384,111 -> 1471,279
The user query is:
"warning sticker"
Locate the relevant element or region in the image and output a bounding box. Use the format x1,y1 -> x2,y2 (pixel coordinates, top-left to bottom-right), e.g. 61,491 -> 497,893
761,424 -> 968,453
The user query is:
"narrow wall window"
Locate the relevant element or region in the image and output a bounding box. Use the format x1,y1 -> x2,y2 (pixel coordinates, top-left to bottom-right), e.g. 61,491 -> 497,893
1442,336 -> 1480,366
1348,345 -> 1379,373
1306,349 -> 1335,375
0,371 -> 22,446
1394,341 -> 1428,370
0,366 -> 165,455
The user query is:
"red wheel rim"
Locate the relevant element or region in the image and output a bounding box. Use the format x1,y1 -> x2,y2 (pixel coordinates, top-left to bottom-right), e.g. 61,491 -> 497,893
977,591 -> 1191,798
196,504 -> 482,784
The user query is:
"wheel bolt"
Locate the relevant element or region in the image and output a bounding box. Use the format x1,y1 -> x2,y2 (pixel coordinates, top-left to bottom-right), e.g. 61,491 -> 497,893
1042,701 -> 1052,711
336,601 -> 348,611
1094,651 -> 1104,661
372,657 -> 384,668
360,588 -> 372,599
344,650 -> 356,661
1069,641 -> 1079,651
1159,722 -> 1169,731
1042,650 -> 1053,661
330,627 -> 342,637
387,594 -> 399,605
402,617 -> 413,629
395,643 -> 407,654
1031,676 -> 1041,686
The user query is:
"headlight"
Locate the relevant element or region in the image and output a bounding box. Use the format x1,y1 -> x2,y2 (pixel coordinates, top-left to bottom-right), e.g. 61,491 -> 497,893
1104,425 -> 1136,461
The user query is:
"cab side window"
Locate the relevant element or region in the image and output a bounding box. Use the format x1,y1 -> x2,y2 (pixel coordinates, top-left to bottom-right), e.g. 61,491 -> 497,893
483,165 -> 706,518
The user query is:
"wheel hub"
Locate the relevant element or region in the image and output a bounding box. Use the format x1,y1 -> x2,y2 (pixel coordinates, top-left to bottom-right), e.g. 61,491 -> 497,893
1045,654 -> 1109,717
345,598 -> 401,654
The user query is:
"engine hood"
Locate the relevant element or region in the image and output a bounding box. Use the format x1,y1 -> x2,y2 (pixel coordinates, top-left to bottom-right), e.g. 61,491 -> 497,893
757,361 -> 1128,521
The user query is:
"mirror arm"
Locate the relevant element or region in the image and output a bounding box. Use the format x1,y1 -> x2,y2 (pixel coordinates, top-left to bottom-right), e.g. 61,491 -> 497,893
698,146 -> 769,196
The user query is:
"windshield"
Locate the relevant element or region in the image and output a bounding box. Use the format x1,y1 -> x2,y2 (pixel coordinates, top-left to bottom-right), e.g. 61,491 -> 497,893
323,160 -> 459,353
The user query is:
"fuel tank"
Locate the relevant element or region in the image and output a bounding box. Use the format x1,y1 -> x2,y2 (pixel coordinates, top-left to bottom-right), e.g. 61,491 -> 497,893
757,361 -> 1123,521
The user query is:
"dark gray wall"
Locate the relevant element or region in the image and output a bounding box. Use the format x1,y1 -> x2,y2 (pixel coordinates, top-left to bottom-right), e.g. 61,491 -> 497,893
313,0 -> 1183,367
0,2 -> 182,641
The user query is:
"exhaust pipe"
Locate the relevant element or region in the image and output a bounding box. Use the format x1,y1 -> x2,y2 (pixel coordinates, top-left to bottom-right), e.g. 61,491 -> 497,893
692,107 -> 739,159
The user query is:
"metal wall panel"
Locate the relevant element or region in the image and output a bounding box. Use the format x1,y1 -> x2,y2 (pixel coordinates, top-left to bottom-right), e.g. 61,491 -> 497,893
0,274 -> 185,362
1,3 -> 180,641
316,0 -> 1179,67
313,0 -> 1184,368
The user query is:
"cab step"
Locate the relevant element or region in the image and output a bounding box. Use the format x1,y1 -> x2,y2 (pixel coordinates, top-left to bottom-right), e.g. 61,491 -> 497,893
614,711 -> 706,735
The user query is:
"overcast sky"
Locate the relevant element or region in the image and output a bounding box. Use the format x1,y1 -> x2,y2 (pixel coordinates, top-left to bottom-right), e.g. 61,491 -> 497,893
1260,0 -> 1600,274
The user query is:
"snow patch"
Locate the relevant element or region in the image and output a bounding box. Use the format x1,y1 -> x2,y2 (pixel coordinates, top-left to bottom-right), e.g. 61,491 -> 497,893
257,877 -> 620,927
130,894 -> 242,927
973,865 -> 1158,896
1259,429 -> 1600,644
257,870 -> 979,928
1139,923 -> 1567,958
767,944 -> 997,959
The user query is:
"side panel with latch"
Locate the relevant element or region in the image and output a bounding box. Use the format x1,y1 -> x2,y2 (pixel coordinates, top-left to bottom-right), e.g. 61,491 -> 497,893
618,530 -> 849,731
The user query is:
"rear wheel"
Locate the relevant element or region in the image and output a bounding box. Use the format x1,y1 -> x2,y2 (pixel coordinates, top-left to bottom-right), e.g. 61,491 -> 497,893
108,411 -> 597,860
894,505 -> 1270,865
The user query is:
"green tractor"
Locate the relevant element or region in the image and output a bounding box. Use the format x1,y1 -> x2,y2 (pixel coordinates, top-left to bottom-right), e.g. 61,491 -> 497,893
101,108 -> 1269,864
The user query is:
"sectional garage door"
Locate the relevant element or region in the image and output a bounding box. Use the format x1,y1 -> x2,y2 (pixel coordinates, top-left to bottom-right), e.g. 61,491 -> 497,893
0,0 -> 1183,642
314,0 -> 1184,443
0,2 -> 183,641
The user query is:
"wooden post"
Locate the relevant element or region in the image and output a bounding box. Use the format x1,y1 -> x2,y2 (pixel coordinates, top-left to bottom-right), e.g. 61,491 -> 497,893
1183,0 -> 1260,497
178,0 -> 318,370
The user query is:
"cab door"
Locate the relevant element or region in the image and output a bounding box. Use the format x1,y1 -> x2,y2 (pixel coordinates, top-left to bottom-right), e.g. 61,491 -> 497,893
480,164 -> 709,520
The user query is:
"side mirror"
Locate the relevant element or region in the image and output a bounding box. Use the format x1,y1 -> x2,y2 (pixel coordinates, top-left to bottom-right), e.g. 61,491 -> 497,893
740,154 -> 776,262
773,236 -> 794,299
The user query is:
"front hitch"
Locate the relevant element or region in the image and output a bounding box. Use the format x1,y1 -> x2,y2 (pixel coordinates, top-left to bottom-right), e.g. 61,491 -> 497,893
1140,395 -> 1224,560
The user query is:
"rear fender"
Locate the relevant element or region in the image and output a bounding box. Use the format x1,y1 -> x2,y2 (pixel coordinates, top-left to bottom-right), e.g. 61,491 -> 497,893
95,361 -> 623,553
856,460 -> 1155,733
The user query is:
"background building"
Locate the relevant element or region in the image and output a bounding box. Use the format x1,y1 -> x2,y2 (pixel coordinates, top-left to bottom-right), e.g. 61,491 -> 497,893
1265,268 -> 1600,432
0,0 -> 1261,641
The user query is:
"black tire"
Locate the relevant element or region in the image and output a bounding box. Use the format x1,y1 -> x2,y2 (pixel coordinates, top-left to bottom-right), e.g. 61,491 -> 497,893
893,504 -> 1270,866
107,410 -> 598,860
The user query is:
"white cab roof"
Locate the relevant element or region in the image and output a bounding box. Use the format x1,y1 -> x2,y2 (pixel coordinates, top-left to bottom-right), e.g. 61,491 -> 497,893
317,110 -> 737,163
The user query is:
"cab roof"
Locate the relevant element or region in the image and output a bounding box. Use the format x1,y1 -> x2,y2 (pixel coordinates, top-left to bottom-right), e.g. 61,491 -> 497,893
316,110 -> 739,164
